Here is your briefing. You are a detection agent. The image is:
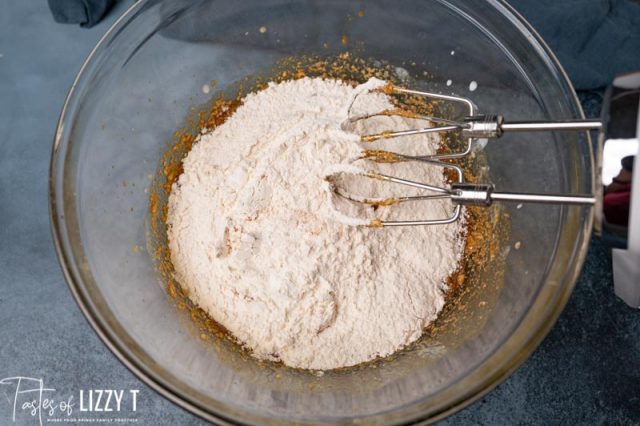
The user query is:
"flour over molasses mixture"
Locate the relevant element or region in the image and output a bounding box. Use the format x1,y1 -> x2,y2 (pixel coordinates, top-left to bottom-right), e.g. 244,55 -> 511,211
167,77 -> 465,370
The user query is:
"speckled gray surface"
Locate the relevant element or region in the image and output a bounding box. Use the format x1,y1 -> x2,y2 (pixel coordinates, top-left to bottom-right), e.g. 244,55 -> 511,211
0,1 -> 638,425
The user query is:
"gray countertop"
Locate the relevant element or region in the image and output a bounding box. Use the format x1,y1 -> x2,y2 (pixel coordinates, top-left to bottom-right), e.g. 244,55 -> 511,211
0,1 -> 638,425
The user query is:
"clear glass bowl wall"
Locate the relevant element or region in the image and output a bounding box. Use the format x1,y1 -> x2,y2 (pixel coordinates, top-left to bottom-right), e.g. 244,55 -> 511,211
50,0 -> 593,424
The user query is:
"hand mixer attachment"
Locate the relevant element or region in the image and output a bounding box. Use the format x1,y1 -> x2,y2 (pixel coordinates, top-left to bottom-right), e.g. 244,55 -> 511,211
327,84 -> 602,227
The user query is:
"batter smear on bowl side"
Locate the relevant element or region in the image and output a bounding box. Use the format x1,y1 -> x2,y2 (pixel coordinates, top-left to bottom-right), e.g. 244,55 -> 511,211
167,77 -> 466,370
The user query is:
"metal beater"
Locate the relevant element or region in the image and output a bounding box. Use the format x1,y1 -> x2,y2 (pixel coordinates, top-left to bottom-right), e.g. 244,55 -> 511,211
327,85 -> 602,227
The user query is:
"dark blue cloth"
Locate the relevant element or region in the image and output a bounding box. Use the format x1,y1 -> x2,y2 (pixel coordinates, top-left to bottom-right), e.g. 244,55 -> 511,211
47,0 -> 116,28
46,0 -> 639,87
510,0 -> 640,90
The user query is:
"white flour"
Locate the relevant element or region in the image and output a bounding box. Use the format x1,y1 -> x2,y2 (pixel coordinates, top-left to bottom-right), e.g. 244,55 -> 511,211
167,77 -> 465,370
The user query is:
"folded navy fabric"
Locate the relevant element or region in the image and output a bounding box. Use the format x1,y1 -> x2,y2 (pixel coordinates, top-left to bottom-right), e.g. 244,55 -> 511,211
46,0 -> 639,90
509,0 -> 640,90
48,0 -> 116,28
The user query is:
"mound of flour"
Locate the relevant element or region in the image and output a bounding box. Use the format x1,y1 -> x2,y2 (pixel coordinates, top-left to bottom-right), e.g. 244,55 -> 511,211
167,77 -> 465,370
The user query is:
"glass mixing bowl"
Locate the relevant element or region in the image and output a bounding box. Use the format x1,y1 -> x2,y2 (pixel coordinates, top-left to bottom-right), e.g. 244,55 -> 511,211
49,0 -> 594,424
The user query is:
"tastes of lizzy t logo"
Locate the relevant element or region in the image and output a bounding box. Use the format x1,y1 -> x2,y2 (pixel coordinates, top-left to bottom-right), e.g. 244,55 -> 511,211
0,376 -> 139,425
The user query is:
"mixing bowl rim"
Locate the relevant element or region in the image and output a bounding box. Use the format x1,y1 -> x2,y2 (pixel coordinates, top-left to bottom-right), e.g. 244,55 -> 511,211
48,0 -> 593,424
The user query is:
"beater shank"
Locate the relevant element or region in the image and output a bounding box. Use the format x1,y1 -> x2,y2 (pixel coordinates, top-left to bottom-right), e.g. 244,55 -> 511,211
333,85 -> 600,227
